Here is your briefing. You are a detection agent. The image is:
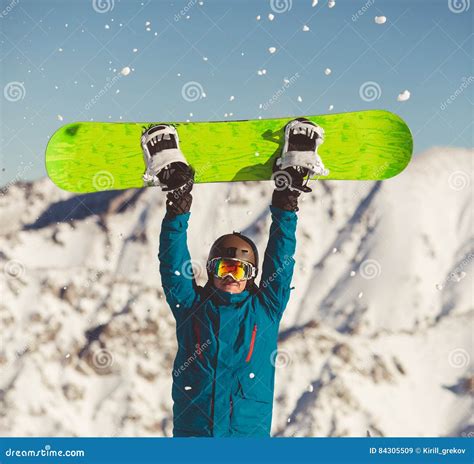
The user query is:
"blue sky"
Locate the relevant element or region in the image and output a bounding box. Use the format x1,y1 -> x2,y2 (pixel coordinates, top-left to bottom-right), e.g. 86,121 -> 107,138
0,0 -> 472,187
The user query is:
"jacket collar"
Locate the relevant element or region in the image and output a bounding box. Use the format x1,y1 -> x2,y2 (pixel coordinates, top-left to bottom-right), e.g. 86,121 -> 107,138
208,285 -> 250,306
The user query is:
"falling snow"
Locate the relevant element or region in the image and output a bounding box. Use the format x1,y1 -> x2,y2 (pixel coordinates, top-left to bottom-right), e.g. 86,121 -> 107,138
397,90 -> 411,101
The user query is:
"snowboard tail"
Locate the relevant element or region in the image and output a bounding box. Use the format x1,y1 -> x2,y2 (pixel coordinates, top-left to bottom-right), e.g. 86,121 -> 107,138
45,110 -> 413,193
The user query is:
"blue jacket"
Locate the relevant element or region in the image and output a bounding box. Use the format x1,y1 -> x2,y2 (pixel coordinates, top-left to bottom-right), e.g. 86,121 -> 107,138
158,205 -> 297,437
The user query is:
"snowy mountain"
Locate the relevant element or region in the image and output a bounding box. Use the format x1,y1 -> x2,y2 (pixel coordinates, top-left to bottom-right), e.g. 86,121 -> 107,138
0,147 -> 472,437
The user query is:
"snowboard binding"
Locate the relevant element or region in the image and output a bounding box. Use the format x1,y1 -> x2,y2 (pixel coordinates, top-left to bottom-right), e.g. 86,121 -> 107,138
272,118 -> 329,193
141,124 -> 192,192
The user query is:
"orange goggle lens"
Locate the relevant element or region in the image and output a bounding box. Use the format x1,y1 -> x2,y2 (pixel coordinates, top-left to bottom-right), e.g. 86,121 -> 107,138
208,258 -> 255,281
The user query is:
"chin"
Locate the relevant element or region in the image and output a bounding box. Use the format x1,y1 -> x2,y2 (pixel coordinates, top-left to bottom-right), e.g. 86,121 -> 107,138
227,287 -> 242,294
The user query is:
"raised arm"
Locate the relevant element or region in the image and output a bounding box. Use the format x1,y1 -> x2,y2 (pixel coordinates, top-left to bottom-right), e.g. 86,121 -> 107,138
156,161 -> 197,318
141,123 -> 199,317
257,117 -> 326,321
257,202 -> 298,322
159,210 -> 198,317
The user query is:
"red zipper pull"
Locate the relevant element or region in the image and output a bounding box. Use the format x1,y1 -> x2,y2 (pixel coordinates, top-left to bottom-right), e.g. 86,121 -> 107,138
245,324 -> 257,363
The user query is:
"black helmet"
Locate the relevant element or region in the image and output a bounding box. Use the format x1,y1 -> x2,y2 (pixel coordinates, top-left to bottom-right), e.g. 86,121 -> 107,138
207,232 -> 259,291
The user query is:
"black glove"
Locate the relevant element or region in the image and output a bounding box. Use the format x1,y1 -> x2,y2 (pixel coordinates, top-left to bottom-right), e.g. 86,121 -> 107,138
271,166 -> 311,212
163,163 -> 195,217
158,162 -> 194,192
272,186 -> 300,212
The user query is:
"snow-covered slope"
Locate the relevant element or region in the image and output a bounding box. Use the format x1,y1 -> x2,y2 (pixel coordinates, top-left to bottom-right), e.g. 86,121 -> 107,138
0,148 -> 472,437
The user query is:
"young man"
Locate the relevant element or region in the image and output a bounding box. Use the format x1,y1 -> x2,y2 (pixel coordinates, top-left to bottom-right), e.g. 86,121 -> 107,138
144,119 -> 323,437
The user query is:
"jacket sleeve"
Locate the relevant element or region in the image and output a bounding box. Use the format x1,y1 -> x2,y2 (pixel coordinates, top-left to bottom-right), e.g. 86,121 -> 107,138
158,211 -> 198,316
257,205 -> 298,321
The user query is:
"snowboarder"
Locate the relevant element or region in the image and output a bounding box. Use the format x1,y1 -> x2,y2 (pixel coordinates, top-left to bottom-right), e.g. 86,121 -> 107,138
145,118 -> 324,437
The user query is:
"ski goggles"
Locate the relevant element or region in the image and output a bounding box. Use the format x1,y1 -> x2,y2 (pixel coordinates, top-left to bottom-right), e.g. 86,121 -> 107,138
207,257 -> 256,281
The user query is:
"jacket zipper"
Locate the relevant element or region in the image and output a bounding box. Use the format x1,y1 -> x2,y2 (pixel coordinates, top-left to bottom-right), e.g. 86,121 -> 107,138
210,315 -> 220,434
245,324 -> 258,363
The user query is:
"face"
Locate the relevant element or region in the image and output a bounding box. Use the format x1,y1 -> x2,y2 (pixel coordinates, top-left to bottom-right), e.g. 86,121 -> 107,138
213,275 -> 247,294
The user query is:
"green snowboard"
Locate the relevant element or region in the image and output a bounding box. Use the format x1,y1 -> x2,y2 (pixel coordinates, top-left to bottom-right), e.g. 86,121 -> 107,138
45,110 -> 412,193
